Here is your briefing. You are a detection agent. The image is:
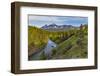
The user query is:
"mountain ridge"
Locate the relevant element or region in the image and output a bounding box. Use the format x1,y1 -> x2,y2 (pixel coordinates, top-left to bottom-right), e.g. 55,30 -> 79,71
41,23 -> 76,29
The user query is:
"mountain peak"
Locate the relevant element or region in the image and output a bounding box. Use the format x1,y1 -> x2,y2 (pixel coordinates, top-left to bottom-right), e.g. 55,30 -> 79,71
41,23 -> 73,29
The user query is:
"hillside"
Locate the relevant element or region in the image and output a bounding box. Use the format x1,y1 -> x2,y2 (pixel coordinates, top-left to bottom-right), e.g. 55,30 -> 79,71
51,33 -> 87,59
28,26 -> 49,56
51,25 -> 88,59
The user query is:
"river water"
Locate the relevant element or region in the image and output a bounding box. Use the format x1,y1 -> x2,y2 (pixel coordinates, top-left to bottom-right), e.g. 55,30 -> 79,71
43,39 -> 57,59
29,39 -> 57,60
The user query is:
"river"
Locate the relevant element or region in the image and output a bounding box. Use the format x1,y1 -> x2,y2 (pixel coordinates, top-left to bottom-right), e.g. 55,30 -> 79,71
29,39 -> 57,60
43,39 -> 57,59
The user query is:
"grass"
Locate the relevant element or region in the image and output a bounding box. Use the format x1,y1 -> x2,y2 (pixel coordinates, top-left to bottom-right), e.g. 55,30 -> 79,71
51,30 -> 88,59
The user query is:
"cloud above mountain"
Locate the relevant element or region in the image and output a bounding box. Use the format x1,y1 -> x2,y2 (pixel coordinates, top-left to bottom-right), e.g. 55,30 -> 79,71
28,15 -> 88,27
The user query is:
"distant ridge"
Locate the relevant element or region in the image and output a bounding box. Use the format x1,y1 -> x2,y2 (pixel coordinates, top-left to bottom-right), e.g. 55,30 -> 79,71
41,23 -> 78,31
41,23 -> 74,29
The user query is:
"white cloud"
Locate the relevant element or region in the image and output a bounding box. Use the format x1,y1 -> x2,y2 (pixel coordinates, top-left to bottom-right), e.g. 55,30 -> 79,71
28,15 -> 67,22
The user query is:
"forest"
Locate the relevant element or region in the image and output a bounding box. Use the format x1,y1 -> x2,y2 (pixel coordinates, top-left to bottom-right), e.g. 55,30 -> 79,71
28,24 -> 88,60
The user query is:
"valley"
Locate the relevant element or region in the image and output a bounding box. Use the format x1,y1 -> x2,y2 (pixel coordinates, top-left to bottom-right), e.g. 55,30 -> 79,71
28,24 -> 88,60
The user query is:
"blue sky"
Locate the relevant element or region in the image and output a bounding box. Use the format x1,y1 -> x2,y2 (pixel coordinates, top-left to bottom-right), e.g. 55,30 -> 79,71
28,15 -> 88,27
